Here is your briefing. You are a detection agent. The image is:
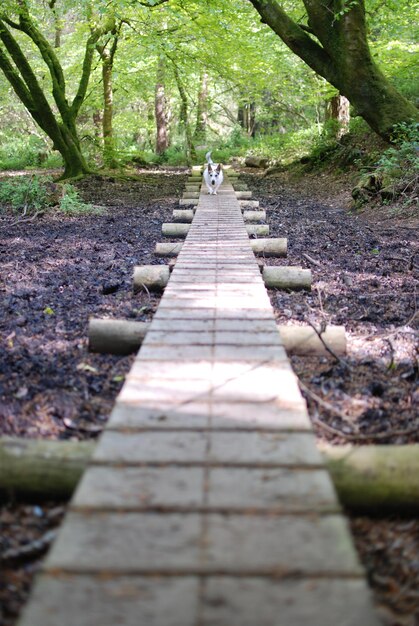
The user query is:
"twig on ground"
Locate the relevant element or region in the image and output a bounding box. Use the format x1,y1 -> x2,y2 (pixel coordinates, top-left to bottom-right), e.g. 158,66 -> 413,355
299,380 -> 419,442
302,252 -> 322,267
1,530 -> 57,566
306,319 -> 352,369
10,210 -> 43,227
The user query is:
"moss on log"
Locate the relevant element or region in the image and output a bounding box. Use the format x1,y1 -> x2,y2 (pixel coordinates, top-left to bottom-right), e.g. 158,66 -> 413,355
251,238 -> 287,257
132,265 -> 170,293
0,437 -> 93,500
321,444 -> 419,513
2,438 -> 418,512
263,266 -> 312,290
246,224 -> 269,236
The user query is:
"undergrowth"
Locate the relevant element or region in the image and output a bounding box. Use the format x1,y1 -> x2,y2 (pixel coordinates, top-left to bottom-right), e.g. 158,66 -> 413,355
0,176 -> 99,216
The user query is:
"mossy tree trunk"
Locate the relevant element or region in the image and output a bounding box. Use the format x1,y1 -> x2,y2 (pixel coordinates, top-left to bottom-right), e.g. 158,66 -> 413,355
0,5 -> 115,179
249,0 -> 418,141
96,27 -> 121,169
238,101 -> 257,137
326,94 -> 350,139
155,55 -> 170,155
172,61 -> 196,163
194,71 -> 208,143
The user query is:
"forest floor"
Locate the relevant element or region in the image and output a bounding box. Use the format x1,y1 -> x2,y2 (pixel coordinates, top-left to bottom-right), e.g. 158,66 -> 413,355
0,165 -> 418,625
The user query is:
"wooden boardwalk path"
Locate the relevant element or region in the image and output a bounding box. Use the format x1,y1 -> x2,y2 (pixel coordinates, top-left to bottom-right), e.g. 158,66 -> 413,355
19,175 -> 380,625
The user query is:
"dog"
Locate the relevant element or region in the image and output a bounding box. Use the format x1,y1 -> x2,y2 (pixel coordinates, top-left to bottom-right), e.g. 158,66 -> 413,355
203,151 -> 223,195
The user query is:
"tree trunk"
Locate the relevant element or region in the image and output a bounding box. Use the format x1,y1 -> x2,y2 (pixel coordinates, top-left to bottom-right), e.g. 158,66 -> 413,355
96,30 -> 120,169
326,94 -> 350,139
238,102 -> 256,137
155,55 -> 169,155
2,437 -> 418,512
172,62 -> 196,163
48,0 -> 62,48
249,0 -> 419,140
0,13 -> 115,179
194,71 -> 208,143
101,51 -> 116,167
57,124 -> 91,179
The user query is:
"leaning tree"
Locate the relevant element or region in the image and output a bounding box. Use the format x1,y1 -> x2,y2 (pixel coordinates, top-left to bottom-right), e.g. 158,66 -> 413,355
248,0 -> 418,141
0,2 -> 117,178
0,0 -> 168,179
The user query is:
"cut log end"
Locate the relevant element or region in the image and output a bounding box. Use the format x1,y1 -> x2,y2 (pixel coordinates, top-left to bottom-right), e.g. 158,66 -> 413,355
132,265 -> 170,293
279,325 -> 346,356
263,266 -> 312,291
251,238 -> 287,258
88,318 -> 150,355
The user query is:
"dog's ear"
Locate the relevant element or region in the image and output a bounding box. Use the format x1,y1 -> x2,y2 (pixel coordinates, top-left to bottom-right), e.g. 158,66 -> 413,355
208,164 -> 213,172
216,163 -> 222,172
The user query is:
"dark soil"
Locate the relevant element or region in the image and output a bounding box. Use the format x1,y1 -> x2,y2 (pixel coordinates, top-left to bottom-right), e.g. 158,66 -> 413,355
245,168 -> 418,446
0,167 -> 418,626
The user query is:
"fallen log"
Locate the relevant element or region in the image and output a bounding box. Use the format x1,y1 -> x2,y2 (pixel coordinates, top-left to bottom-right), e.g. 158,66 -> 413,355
250,238 -> 287,257
173,209 -> 194,223
246,224 -> 269,236
162,223 -> 190,238
243,210 -> 267,222
155,242 -> 183,257
1,437 -> 418,512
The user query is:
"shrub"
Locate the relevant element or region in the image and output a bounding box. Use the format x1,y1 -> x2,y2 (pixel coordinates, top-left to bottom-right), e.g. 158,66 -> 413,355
0,176 -> 49,214
59,184 -> 101,215
0,176 -> 101,216
374,122 -> 419,201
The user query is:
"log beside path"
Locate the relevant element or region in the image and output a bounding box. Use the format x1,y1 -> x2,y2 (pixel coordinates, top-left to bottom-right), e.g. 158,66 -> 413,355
19,172 -> 380,626
87,318 -> 346,357
3,437 -> 418,512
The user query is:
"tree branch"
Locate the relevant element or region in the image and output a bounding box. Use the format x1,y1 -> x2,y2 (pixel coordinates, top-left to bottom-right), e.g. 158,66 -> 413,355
248,0 -> 339,86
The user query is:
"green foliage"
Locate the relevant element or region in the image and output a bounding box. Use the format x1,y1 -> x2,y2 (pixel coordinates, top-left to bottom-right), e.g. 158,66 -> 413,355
0,176 -> 49,213
59,184 -> 98,214
373,122 -> 419,200
0,176 -> 99,215
0,136 -> 48,170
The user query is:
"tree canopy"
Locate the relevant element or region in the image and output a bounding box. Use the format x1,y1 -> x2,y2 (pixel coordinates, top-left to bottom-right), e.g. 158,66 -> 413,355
0,0 -> 417,175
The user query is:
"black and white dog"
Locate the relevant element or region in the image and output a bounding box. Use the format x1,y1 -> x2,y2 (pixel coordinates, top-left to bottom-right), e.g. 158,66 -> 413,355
203,151 -> 223,195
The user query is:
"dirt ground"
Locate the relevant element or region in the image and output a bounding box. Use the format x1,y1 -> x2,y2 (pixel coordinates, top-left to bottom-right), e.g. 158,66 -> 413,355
0,166 -> 418,625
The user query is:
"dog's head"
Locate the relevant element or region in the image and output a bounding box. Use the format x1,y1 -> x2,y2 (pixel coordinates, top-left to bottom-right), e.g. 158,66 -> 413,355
207,163 -> 222,186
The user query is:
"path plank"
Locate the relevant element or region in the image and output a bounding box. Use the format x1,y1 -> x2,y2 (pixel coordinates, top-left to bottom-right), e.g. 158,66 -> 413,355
19,175 -> 380,626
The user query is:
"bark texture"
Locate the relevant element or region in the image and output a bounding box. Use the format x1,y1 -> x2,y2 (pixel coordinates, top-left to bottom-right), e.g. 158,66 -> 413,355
194,71 -> 208,142
0,6 -> 114,178
96,29 -> 120,168
155,55 -> 170,155
88,318 -> 150,355
249,0 -> 418,140
0,437 -> 92,499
